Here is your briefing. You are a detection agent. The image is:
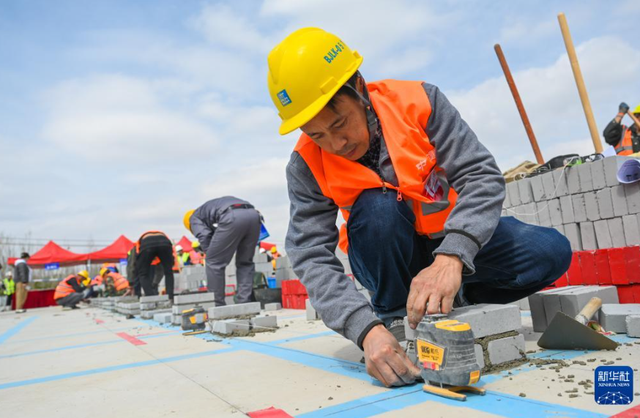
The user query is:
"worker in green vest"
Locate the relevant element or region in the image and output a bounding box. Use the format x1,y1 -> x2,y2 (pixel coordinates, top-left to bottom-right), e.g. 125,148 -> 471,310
3,271 -> 15,311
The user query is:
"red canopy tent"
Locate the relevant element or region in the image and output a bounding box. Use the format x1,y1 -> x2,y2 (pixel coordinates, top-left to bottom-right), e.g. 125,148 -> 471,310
176,236 -> 194,252
259,241 -> 277,251
8,241 -> 87,267
85,235 -> 135,262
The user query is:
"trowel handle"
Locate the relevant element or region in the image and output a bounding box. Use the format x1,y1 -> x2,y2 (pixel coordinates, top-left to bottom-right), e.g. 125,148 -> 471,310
575,297 -> 602,325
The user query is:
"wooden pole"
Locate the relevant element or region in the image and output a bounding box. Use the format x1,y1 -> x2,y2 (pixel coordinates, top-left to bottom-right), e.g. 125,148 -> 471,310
494,44 -> 544,164
557,12 -> 603,154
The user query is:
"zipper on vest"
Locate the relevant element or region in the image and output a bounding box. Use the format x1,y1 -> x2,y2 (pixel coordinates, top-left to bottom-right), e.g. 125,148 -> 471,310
396,189 -> 403,202
379,174 -> 388,194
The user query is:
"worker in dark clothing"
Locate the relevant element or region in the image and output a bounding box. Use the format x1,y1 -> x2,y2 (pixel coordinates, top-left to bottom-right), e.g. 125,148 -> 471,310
603,102 -> 640,155
183,197 -> 262,306
134,231 -> 175,299
54,270 -> 94,309
13,252 -> 31,313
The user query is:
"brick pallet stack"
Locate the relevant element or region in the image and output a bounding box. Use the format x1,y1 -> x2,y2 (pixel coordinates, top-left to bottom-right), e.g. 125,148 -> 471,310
139,295 -> 172,319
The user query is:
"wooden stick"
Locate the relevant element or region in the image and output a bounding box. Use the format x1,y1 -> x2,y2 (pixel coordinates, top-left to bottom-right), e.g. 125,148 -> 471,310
557,13 -> 603,154
494,44 -> 544,164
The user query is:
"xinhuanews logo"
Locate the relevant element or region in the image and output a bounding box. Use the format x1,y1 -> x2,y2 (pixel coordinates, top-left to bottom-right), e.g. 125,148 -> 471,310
595,366 -> 634,405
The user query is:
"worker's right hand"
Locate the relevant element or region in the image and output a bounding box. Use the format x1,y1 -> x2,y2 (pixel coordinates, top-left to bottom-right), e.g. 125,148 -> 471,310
619,102 -> 630,114
362,324 -> 421,387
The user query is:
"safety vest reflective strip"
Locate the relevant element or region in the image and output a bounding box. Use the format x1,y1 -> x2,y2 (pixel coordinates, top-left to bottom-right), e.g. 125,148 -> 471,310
615,127 -> 634,156
54,275 -> 77,300
295,79 -> 458,253
3,278 -> 15,295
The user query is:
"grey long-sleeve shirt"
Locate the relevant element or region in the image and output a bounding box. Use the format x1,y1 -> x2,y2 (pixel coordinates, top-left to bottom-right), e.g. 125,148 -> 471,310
285,82 -> 505,348
190,196 -> 253,253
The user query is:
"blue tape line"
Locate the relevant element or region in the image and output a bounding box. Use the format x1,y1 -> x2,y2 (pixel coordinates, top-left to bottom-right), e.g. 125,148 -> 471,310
270,331 -> 337,345
0,316 -> 37,344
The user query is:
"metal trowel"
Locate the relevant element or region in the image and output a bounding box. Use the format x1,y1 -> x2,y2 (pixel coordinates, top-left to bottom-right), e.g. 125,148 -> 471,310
538,297 -> 618,350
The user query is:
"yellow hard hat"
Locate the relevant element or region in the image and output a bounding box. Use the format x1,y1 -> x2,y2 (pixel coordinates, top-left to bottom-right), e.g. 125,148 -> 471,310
192,240 -> 200,249
634,104 -> 640,115
78,270 -> 91,286
270,246 -> 278,253
183,209 -> 195,231
99,267 -> 109,277
267,27 -> 363,135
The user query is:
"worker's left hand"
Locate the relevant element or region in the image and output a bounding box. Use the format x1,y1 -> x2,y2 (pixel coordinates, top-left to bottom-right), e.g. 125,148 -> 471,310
406,254 -> 463,329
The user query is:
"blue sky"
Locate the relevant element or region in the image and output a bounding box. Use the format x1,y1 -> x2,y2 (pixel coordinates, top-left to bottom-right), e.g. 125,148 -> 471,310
2,0 -> 640,251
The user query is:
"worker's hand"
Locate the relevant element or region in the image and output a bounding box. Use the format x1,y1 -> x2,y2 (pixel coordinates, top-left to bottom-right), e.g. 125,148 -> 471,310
619,102 -> 630,115
406,254 -> 463,329
362,324 -> 421,387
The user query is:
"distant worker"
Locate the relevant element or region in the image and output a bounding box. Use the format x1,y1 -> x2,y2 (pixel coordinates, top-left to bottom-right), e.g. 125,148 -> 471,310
270,246 -> 281,272
190,241 -> 205,265
54,270 -> 94,309
97,267 -> 131,296
175,245 -> 191,266
13,252 -> 31,313
604,102 -> 640,155
183,197 -> 261,306
134,231 -> 176,299
2,271 -> 15,311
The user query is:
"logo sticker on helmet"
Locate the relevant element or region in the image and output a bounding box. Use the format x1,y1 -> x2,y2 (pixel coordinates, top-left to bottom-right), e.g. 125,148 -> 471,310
324,41 -> 346,64
277,89 -> 292,107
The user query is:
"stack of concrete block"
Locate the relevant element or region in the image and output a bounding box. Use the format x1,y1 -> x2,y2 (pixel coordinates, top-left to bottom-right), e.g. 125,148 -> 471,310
405,304 -> 524,371
115,297 -> 140,316
153,312 -> 173,324
91,296 -> 119,311
208,301 -> 261,319
529,286 -> 619,332
600,304 -> 640,333
208,302 -> 277,335
174,265 -> 206,293
171,292 -> 217,325
503,156 -> 640,251
139,295 -> 172,319
305,299 -> 320,321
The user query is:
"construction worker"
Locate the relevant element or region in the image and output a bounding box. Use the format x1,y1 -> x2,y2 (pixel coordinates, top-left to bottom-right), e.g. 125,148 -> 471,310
270,246 -> 281,272
190,241 -> 205,265
97,267 -> 131,296
2,272 -> 15,311
13,252 -> 31,313
54,270 -> 94,309
175,245 -> 191,266
267,28 -> 572,387
183,197 -> 261,306
603,102 -> 640,155
134,231 -> 175,299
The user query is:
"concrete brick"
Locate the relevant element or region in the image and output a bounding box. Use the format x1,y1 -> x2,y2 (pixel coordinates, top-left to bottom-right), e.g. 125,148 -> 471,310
594,220 -> 613,249
548,199 -> 563,226
211,319 -> 251,335
503,186 -> 511,209
572,194 -> 587,223
596,188 -> 615,219
559,195 -> 575,224
604,156 -> 631,187
542,290 -> 565,325
141,308 -> 171,320
553,168 -> 569,197
153,312 -> 173,323
474,344 -> 485,369
265,303 -> 282,311
404,316 -> 417,342
584,192 -> 600,221
580,222 -> 598,250
530,175 -> 546,202
140,302 -> 157,310
577,162 -> 594,192
172,301 -> 217,315
542,171 -> 556,199
306,299 -> 320,320
623,215 -> 640,246
611,185 -> 630,217
447,304 -> 521,339
608,218 -> 626,248
537,202 -> 551,227
626,183 -> 640,214
173,292 -> 216,305
528,287 -> 579,332
517,178 -> 533,204
208,302 -> 261,319
563,223 -> 582,251
517,203 -> 538,225
517,297 -> 530,310
251,315 -> 278,329
487,334 -> 525,366
601,304 -> 640,333
566,166 -> 581,194
625,315 -> 640,338
140,295 -> 169,303
557,286 -> 619,321
506,181 -> 521,207
590,158 -> 607,190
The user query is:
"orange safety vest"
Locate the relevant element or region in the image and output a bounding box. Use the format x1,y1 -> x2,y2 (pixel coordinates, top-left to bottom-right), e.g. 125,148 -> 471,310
295,80 -> 458,254
91,275 -> 104,286
106,272 -> 129,291
54,275 -> 80,300
615,127 -> 634,156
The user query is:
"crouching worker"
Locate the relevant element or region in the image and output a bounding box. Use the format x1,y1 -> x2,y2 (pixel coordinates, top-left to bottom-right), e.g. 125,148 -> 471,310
54,270 -> 94,309
97,267 -> 131,296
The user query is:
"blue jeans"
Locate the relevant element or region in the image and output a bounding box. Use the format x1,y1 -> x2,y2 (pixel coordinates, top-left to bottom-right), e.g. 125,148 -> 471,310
347,189 -> 572,323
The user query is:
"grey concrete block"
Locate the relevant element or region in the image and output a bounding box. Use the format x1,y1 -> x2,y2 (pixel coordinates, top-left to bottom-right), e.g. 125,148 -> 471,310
553,169 -> 569,197
537,202 -> 551,227
173,292 -> 216,305
517,203 -> 538,225
596,188 -> 615,219
530,175 -> 546,202
153,312 -> 173,323
571,194 -> 587,223
557,286 -> 619,321
577,163 -> 594,192
528,287 -> 579,332
542,172 -> 556,199
566,166 -> 581,194
517,297 -> 530,310
265,303 -> 282,311
594,220 -> 613,249
608,218 -> 626,248
584,192 -> 600,222
141,309 -> 171,319
559,195 -> 575,224
580,222 -> 598,251
140,295 -> 169,303
604,156 -> 631,187
172,301 -> 217,315
251,315 -> 277,329
623,215 -> 640,246
447,304 -> 521,339
625,315 -> 640,338
474,344 -> 485,369
404,316 -> 417,342
518,178 -> 533,204
506,181 -> 521,207
548,199 -> 563,226
487,334 -> 525,366
208,302 -> 261,319
601,304 -> 640,333
611,185 -> 630,217
211,319 -> 251,335
590,158 -> 607,190
563,223 -> 582,251
503,186 -> 511,209
306,299 -> 320,320
626,183 -> 640,214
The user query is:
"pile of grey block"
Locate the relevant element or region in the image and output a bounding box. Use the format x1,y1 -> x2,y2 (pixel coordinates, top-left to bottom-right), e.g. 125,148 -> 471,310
406,304 -> 524,371
115,297 -> 140,316
139,295 -> 172,320
504,156 -> 640,250
171,292 -> 218,325
600,304 -> 640,335
174,265 -> 206,293
91,297 -> 118,311
208,302 -> 277,335
529,286 -> 619,332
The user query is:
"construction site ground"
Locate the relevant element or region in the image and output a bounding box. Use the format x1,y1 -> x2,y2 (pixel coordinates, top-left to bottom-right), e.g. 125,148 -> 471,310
1,306 -> 638,418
